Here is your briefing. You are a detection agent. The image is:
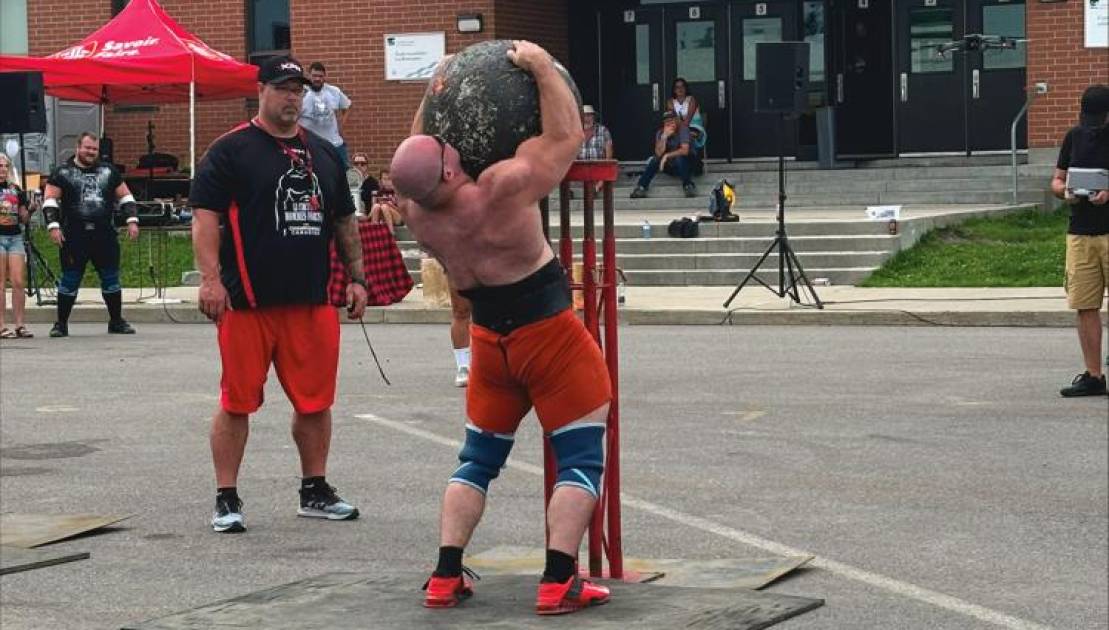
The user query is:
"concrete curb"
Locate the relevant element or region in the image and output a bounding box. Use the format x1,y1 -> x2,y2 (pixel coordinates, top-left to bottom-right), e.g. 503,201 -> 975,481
15,304 -> 1087,328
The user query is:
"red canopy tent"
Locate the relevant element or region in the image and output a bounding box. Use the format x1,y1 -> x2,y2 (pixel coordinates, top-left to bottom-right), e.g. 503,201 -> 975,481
0,0 -> 258,174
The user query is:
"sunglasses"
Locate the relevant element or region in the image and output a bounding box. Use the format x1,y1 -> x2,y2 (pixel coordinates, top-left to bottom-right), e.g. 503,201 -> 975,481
431,134 -> 448,181
353,160 -> 368,166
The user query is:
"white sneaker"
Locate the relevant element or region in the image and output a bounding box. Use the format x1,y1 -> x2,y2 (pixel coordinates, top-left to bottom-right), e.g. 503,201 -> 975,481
454,366 -> 470,388
211,495 -> 245,533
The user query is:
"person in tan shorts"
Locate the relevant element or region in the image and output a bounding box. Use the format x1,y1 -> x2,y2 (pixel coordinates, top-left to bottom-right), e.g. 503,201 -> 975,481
1053,85 -> 1109,397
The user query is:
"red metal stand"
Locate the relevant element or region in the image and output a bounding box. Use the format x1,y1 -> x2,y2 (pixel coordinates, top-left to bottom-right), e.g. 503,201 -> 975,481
540,160 -> 624,580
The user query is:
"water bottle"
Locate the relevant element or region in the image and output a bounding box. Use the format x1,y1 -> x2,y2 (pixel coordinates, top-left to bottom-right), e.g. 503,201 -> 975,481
641,220 -> 652,240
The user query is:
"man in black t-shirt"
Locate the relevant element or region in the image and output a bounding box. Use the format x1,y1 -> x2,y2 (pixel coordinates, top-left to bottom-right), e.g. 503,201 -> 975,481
43,132 -> 140,338
1053,85 -> 1109,397
189,56 -> 369,533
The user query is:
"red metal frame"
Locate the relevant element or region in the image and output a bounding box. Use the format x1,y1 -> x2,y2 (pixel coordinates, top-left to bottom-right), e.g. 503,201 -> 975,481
542,160 -> 624,580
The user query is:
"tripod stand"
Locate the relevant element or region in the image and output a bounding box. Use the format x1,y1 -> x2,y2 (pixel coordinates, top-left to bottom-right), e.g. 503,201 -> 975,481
23,227 -> 58,306
13,132 -> 58,306
723,114 -> 823,309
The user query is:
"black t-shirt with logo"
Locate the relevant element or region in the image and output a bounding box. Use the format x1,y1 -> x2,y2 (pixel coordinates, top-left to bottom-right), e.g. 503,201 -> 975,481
46,158 -> 123,231
0,180 -> 28,237
189,122 -> 355,309
1057,125 -> 1109,236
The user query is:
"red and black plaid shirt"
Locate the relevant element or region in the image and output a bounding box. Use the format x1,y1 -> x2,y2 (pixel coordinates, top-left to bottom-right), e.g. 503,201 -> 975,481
328,221 -> 413,307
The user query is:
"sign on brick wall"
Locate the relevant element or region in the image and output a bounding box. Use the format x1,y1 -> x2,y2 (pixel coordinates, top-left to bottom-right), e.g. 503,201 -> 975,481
384,32 -> 445,80
1088,0 -> 1108,48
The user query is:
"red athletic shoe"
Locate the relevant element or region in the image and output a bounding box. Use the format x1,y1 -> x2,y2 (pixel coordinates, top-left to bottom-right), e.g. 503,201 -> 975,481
535,575 -> 611,615
422,569 -> 476,608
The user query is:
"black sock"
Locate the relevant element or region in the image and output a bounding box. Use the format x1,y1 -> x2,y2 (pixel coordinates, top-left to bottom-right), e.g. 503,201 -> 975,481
103,291 -> 123,322
301,475 -> 326,489
216,487 -> 238,500
56,293 -> 76,325
541,549 -> 576,583
434,545 -> 464,578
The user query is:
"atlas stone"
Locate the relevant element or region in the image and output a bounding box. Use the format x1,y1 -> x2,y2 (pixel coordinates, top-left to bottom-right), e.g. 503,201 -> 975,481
421,39 -> 582,180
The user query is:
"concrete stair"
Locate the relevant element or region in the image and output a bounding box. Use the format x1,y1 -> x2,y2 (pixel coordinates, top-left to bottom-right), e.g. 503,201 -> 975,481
393,157 -> 1050,287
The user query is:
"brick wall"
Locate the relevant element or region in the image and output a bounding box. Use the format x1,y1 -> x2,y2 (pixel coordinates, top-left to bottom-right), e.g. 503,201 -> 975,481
1026,1 -> 1109,149
494,0 -> 569,65
291,0 -> 496,172
51,1 -> 1106,164
30,0 -> 575,177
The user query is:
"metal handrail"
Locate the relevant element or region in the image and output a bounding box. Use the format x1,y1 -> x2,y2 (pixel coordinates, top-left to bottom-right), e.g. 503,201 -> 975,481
1011,88 -> 1039,203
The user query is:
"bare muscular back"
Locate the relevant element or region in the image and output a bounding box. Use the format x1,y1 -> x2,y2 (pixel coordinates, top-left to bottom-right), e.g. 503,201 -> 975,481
402,182 -> 553,290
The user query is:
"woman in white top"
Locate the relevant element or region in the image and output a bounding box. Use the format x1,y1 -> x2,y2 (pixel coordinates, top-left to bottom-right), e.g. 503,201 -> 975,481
670,78 -> 706,153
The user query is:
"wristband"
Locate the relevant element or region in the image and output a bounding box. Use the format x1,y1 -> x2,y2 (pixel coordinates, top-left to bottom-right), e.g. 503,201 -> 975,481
350,277 -> 368,289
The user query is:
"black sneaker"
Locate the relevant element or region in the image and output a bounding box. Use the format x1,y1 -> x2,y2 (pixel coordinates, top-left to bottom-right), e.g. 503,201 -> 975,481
629,187 -> 647,199
1060,372 -> 1107,397
683,183 -> 697,198
298,483 -> 359,520
49,322 -> 68,338
211,494 -> 245,533
108,319 -> 136,334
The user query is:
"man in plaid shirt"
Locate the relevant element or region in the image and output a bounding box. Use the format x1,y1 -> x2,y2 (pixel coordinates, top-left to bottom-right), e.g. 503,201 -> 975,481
577,105 -> 612,160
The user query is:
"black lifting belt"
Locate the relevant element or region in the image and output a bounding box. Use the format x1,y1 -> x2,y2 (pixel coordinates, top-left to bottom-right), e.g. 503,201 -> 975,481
458,258 -> 571,335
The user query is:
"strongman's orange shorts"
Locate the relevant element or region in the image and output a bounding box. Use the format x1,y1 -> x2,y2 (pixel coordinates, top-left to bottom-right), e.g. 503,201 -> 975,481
467,308 -> 612,434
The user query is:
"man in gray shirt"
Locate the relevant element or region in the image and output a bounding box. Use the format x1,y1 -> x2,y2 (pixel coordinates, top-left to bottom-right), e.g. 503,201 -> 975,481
300,62 -> 352,168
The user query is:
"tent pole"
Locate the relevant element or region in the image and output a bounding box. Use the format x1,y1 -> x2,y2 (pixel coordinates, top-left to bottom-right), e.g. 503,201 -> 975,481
189,80 -> 195,178
100,86 -> 107,136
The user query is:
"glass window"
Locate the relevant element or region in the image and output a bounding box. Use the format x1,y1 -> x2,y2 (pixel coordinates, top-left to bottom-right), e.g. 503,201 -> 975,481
742,18 -> 783,81
675,21 -> 716,83
803,1 -> 825,84
910,8 -> 954,73
249,0 -> 291,55
0,0 -> 28,54
111,0 -> 130,17
636,24 -> 651,85
982,4 -> 1026,70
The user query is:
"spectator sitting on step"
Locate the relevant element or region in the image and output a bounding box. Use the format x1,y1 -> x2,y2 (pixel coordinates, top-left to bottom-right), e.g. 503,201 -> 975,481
630,110 -> 697,199
348,152 -> 375,215
368,169 -> 402,232
578,105 -> 613,161
576,105 -> 613,195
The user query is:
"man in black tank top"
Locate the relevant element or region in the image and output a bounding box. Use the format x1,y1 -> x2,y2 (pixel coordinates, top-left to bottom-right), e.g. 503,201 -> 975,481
43,132 -> 140,338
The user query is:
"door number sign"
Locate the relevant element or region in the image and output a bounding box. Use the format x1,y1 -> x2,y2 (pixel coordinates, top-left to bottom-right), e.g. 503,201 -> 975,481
756,3 -> 767,16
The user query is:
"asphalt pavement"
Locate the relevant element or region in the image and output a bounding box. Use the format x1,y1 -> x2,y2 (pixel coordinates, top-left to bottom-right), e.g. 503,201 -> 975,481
0,324 -> 1106,629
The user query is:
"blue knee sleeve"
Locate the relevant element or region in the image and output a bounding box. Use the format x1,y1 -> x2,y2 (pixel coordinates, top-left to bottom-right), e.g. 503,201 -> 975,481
550,423 -> 605,498
98,267 -> 121,293
449,423 -> 515,495
57,269 -> 83,296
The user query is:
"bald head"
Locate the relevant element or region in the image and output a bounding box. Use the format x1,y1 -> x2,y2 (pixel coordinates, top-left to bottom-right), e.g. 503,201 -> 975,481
391,135 -> 451,204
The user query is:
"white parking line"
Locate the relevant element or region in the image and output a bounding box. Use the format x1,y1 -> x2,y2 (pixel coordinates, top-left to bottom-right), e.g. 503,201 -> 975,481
355,413 -> 1054,630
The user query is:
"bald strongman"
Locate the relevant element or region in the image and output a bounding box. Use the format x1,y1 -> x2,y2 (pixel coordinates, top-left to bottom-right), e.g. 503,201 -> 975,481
379,41 -> 611,615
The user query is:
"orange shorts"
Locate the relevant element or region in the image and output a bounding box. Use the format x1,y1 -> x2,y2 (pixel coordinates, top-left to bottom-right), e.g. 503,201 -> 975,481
217,304 -> 339,415
467,309 -> 612,434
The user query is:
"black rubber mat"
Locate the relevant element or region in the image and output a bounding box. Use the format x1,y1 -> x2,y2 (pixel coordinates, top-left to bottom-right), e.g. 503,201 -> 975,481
0,545 -> 89,575
124,572 -> 823,629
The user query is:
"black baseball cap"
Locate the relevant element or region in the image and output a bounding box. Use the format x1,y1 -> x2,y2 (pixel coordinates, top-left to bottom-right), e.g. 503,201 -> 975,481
258,56 -> 310,85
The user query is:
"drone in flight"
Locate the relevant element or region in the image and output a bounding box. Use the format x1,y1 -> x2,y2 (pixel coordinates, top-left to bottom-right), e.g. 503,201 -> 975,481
919,34 -> 1028,59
